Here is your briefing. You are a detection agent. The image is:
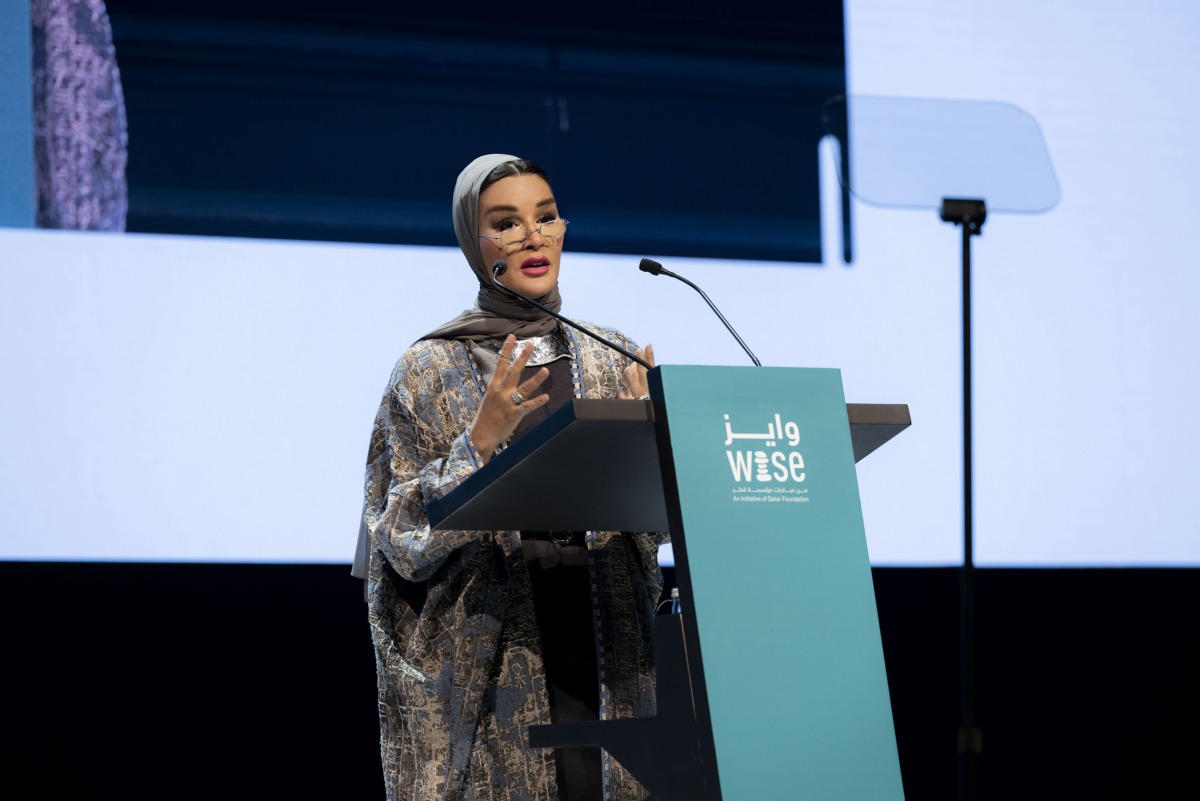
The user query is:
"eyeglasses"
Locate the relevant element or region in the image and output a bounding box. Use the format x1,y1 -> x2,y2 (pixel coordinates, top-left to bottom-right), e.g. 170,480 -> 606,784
479,218 -> 569,250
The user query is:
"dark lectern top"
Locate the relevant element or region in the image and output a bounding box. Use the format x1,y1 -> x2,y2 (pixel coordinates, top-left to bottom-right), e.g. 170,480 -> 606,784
426,399 -> 909,533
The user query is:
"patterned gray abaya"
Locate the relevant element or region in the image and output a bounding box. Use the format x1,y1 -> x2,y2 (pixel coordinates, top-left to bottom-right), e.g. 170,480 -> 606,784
363,322 -> 665,801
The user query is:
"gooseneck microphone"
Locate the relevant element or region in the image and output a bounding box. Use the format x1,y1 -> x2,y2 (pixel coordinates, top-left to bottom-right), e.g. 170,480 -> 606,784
491,260 -> 652,370
638,258 -> 761,366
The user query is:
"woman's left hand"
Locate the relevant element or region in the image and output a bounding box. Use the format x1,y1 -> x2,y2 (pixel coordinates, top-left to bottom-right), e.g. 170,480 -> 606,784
618,343 -> 655,400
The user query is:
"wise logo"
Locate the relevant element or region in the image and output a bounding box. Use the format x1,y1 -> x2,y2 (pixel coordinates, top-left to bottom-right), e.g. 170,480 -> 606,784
724,413 -> 807,485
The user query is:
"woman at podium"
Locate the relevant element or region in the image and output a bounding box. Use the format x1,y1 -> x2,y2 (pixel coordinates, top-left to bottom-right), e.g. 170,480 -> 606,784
358,154 -> 665,801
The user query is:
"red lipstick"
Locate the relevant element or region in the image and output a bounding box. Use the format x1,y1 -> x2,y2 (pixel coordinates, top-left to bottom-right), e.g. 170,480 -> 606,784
520,256 -> 550,276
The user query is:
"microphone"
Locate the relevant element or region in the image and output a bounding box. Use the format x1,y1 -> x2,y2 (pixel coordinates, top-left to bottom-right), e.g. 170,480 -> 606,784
491,260 -> 652,370
638,258 -> 761,366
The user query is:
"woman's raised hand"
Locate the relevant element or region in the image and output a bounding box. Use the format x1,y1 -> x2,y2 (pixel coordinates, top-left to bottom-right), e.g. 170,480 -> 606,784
618,343 -> 655,400
469,335 -> 550,464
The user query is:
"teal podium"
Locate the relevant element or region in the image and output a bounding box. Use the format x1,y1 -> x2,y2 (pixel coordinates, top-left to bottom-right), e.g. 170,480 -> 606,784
427,365 -> 909,801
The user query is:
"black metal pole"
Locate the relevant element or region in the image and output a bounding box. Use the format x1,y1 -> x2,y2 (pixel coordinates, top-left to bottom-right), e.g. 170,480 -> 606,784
959,217 -> 980,801
941,198 -> 985,801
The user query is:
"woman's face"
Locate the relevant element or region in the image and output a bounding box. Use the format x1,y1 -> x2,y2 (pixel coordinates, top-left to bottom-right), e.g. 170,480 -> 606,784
477,173 -> 563,299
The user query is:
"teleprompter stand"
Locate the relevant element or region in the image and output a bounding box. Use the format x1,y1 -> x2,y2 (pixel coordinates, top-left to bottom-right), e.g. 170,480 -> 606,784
821,94 -> 1060,801
428,366 -> 911,801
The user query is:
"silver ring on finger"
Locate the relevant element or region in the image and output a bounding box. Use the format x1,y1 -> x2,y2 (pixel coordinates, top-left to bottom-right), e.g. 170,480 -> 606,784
511,389 -> 527,405
518,402 -> 529,417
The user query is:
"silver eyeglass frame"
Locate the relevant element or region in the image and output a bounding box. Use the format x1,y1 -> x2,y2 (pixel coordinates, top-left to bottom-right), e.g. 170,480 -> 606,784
478,218 -> 569,251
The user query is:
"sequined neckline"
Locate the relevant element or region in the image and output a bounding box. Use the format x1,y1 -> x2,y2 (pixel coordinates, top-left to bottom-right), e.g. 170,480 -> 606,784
480,326 -> 571,366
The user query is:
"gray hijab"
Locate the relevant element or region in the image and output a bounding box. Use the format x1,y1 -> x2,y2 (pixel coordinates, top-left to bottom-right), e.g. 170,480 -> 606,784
419,153 -> 564,341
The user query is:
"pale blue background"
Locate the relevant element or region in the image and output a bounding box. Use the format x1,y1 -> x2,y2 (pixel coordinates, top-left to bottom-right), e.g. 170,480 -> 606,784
2,0 -> 1198,567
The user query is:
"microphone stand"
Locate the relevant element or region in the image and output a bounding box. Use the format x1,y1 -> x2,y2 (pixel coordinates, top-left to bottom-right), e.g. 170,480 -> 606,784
491,262 -> 652,370
638,259 -> 761,367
